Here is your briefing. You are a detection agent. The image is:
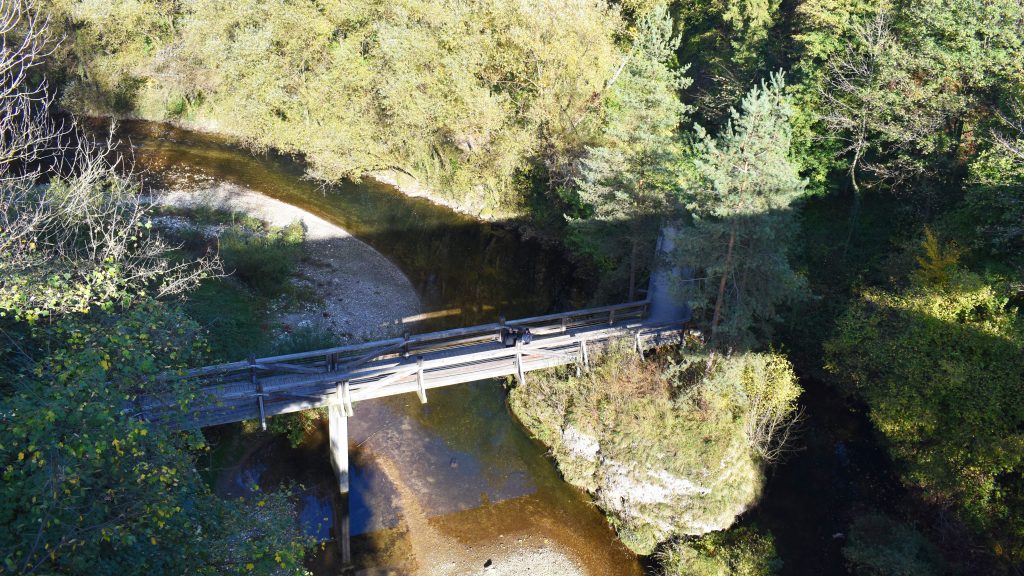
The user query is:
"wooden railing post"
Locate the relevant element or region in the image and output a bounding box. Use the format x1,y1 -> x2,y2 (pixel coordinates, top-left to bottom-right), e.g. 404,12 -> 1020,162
249,355 -> 266,431
416,356 -> 427,404
580,338 -> 590,371
514,340 -> 526,387
609,309 -> 616,325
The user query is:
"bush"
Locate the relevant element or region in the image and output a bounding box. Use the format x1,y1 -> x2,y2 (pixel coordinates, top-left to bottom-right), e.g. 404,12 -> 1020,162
825,267 -> 1024,557
660,526 -> 783,576
842,513 -> 946,576
509,341 -> 801,554
220,220 -> 305,296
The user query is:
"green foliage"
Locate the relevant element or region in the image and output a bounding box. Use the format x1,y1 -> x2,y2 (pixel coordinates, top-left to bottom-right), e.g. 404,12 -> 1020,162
842,512 -> 946,576
660,525 -> 783,576
1,173 -> 214,323
0,301 -> 311,575
571,4 -> 690,299
220,219 -> 305,297
962,145 -> 1024,270
826,269 -> 1024,561
795,0 -> 1024,196
675,0 -> 782,122
182,279 -> 268,361
47,0 -> 641,218
676,73 -> 807,347
509,342 -> 800,555
0,11 -> 310,564
266,409 -> 324,448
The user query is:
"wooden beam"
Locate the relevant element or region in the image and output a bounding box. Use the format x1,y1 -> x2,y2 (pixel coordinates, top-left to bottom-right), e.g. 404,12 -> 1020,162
416,357 -> 427,404
363,364 -> 420,391
523,347 -> 577,362
250,356 -> 266,431
255,362 -> 323,375
514,342 -> 526,387
328,403 -> 349,493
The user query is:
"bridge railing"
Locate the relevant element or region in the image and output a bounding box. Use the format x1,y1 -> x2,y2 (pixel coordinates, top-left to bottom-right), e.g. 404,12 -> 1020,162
148,319 -> 686,429
163,299 -> 651,386
140,299 -> 671,428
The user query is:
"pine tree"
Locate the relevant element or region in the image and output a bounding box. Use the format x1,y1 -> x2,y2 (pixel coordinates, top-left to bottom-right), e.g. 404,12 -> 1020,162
676,73 -> 807,347
573,5 -> 691,300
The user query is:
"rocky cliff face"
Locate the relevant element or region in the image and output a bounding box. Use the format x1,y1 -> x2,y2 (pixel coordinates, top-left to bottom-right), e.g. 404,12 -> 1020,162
508,347 -> 791,555
544,423 -> 761,554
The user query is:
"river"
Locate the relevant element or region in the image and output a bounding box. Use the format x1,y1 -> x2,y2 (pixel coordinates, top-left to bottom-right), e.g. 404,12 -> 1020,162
106,120 -> 644,575
100,120 -> 903,576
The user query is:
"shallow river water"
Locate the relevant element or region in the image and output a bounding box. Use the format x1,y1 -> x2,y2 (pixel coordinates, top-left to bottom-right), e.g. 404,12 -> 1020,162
108,121 -> 643,575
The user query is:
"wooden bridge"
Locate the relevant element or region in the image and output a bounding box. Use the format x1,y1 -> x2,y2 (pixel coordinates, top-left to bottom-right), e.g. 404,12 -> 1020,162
144,299 -> 687,429
144,298 -> 689,563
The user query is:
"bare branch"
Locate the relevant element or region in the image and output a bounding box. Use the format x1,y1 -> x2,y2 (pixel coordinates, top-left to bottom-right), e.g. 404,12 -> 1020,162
0,0 -> 222,322
993,98 -> 1024,164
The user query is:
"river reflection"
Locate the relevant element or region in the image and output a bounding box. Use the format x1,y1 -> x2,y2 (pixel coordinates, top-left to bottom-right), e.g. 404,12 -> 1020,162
99,120 -> 641,575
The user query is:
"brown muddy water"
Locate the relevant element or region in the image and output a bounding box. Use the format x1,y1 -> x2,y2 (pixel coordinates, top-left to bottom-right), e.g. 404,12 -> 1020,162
104,120 -> 642,575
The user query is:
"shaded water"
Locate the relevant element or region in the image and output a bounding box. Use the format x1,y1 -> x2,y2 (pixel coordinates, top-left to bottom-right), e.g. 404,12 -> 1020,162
740,376 -> 901,575
106,120 -> 641,574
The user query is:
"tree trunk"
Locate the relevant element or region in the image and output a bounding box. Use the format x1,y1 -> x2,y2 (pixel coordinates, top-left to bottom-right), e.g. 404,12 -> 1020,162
710,227 -> 736,339
843,131 -> 865,259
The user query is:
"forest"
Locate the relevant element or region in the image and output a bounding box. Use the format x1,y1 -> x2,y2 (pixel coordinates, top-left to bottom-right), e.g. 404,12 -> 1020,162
2,0 -> 1023,574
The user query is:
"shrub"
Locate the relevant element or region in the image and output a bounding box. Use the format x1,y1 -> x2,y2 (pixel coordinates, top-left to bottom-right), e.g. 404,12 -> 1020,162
826,268 -> 1024,557
509,341 -> 801,555
842,513 -> 946,576
220,220 -> 305,296
660,526 -> 783,576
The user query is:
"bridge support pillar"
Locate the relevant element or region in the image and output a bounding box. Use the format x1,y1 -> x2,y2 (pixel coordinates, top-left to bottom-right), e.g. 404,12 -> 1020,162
328,404 -> 351,565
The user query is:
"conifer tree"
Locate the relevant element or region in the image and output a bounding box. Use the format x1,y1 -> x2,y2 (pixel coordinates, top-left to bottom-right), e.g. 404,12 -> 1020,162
676,73 -> 806,347
573,5 -> 690,300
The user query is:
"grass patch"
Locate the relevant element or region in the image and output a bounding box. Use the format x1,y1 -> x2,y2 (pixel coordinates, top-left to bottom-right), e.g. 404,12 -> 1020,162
184,279 -> 270,361
220,220 -> 305,297
154,205 -> 266,230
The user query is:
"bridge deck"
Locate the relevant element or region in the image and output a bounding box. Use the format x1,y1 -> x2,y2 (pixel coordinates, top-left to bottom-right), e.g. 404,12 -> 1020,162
142,300 -> 688,429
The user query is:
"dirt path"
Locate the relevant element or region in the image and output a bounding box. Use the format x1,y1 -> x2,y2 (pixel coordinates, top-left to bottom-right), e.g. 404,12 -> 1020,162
154,183 -> 421,340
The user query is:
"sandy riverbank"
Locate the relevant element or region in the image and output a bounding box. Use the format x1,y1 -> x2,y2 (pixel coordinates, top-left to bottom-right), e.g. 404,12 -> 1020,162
153,183 -> 421,341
